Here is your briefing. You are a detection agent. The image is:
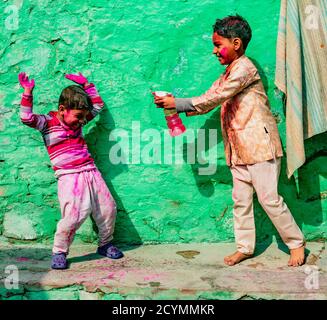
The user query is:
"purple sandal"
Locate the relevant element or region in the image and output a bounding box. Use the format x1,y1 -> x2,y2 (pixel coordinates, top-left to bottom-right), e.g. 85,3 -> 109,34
51,253 -> 68,269
97,243 -> 124,259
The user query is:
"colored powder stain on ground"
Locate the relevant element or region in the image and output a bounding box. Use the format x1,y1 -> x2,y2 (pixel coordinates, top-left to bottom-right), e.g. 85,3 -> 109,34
176,250 -> 200,259
247,262 -> 265,268
143,273 -> 162,281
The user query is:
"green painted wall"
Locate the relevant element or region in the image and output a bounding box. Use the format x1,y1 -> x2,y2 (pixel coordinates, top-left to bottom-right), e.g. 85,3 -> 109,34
0,0 -> 326,245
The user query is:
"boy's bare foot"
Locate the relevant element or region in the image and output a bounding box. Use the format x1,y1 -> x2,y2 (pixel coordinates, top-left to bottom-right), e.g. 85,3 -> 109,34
224,251 -> 253,266
288,245 -> 305,267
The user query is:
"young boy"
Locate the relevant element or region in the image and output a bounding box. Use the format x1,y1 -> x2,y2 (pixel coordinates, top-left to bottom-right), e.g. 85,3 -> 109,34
19,72 -> 124,269
154,15 -> 305,267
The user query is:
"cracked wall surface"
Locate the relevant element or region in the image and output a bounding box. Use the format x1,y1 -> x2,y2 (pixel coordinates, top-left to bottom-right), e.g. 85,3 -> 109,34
0,0 -> 326,245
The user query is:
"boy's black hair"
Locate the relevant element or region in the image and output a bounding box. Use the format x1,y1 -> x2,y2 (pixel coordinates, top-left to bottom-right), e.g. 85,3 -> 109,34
213,15 -> 252,50
58,85 -> 92,111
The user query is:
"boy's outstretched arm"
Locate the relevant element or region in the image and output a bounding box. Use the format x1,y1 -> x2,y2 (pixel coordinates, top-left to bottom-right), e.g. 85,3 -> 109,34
155,63 -> 260,116
189,66 -> 259,114
65,72 -> 104,121
19,72 -> 48,131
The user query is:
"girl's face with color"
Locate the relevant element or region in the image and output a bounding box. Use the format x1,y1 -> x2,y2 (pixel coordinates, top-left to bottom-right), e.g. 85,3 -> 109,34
212,32 -> 240,65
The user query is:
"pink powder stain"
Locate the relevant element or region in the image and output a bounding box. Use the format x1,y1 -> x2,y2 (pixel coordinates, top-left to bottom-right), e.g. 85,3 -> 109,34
96,260 -> 111,265
220,47 -> 228,59
106,273 -> 116,280
221,96 -> 239,130
16,257 -> 30,262
95,266 -> 114,271
101,269 -> 167,283
106,270 -> 127,280
97,179 -> 112,206
76,272 -> 102,281
143,273 -> 161,282
67,228 -> 76,242
71,206 -> 79,218
72,175 -> 81,197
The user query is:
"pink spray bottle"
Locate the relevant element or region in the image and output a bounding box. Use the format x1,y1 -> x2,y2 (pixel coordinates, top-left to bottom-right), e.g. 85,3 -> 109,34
152,91 -> 186,137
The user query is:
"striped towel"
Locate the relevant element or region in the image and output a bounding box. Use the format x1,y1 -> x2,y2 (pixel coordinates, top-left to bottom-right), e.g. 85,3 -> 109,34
275,0 -> 327,178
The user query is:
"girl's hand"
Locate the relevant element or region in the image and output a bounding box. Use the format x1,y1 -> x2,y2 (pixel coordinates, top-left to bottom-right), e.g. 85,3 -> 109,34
18,72 -> 35,94
65,72 -> 89,87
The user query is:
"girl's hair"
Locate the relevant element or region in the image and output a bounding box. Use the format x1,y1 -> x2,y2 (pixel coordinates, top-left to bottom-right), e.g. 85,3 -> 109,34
58,85 -> 92,110
213,15 -> 252,50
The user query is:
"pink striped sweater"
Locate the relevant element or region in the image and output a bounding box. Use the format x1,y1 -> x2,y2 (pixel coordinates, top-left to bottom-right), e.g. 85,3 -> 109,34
20,84 -> 104,177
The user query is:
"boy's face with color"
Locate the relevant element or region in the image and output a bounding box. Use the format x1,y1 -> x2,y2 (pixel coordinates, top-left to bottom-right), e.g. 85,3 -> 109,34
212,32 -> 240,65
59,107 -> 88,130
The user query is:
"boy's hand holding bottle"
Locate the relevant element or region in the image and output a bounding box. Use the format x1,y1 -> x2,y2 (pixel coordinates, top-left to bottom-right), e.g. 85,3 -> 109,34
152,91 -> 186,137
153,93 -> 176,109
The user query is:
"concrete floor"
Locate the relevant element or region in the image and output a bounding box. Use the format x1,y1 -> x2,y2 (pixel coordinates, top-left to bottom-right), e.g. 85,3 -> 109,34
0,241 -> 326,300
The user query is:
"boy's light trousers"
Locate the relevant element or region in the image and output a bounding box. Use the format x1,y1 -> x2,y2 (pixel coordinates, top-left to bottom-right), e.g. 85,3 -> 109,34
231,158 -> 304,254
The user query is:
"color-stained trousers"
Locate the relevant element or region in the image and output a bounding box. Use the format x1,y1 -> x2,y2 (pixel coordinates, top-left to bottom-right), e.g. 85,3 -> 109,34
231,158 -> 304,255
52,169 -> 117,254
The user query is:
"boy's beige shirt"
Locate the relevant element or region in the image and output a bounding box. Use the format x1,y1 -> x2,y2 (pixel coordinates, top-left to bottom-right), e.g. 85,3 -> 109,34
188,55 -> 283,166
